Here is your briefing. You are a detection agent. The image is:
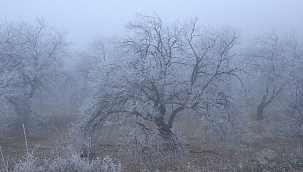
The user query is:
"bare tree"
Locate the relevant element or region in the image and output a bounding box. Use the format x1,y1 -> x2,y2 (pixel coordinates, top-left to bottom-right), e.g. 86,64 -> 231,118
245,31 -> 302,120
74,15 -> 245,153
272,33 -> 303,137
0,19 -> 69,130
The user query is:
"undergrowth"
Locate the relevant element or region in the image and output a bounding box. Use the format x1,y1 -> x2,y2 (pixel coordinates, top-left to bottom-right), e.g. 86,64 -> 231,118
0,124 -> 122,172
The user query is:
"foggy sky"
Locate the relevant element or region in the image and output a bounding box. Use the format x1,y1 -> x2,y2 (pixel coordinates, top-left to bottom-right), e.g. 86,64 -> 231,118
1,0 -> 303,50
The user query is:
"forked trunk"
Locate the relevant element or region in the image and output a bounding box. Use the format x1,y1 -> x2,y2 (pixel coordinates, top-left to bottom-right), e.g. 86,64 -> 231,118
257,87 -> 283,120
154,104 -> 178,150
137,112 -> 179,150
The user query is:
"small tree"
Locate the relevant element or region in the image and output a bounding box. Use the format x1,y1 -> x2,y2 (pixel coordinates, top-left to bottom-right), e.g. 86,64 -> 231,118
74,15 -> 245,154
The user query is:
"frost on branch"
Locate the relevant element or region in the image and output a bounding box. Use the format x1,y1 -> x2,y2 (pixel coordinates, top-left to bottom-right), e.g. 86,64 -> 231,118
72,15 -> 248,161
0,19 -> 69,134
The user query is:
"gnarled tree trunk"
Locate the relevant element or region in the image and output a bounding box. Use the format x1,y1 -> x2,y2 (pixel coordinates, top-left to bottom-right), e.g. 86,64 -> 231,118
257,87 -> 282,120
154,104 -> 178,150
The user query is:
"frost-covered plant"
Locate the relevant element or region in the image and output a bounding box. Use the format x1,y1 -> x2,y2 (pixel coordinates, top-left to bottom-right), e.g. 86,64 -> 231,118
11,129 -> 121,172
101,155 -> 122,172
72,15 -> 247,166
0,18 -> 69,133
13,152 -> 39,172
244,31 -> 303,120
0,70 -> 16,139
44,154 -> 122,172
10,153 -> 122,172
254,148 -> 277,165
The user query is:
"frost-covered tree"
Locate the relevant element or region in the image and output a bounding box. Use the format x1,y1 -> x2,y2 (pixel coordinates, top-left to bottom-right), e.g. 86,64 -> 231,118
245,31 -> 302,120
0,70 -> 16,138
266,33 -> 303,137
70,36 -> 108,106
0,19 -> 69,129
74,15 -> 245,152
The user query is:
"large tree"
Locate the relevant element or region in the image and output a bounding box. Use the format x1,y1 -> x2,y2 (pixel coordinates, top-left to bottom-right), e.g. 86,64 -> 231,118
0,19 -> 69,128
269,33 -> 303,137
245,31 -> 302,120
74,15 -> 245,151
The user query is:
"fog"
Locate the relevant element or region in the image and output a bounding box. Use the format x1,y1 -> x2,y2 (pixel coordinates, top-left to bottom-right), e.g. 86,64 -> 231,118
1,1 -> 303,171
1,0 -> 303,50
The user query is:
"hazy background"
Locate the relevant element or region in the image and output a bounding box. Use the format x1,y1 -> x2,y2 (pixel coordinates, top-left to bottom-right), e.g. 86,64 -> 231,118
1,0 -> 303,50
1,1 -> 303,171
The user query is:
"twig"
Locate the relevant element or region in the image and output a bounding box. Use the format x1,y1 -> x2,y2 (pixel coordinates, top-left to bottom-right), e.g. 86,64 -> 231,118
22,124 -> 29,154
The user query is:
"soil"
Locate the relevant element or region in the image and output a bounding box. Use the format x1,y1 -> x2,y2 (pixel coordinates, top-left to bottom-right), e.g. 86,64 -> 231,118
1,128 -> 303,171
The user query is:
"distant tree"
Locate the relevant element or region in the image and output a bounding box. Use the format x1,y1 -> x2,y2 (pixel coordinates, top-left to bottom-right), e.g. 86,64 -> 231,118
0,70 -> 16,138
271,33 -> 303,137
73,14 -> 245,154
0,19 -> 69,130
245,31 -> 302,120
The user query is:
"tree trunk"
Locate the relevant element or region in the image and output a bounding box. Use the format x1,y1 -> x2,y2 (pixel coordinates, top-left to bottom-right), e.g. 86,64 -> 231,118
257,93 -> 268,120
257,87 -> 283,120
154,104 -> 178,150
159,126 -> 177,150
257,103 -> 265,120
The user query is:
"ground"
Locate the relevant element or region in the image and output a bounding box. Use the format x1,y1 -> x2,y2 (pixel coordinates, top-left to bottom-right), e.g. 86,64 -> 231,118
1,116 -> 303,171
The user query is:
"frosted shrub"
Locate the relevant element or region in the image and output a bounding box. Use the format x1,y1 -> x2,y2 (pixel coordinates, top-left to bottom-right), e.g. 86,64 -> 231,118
13,153 -> 39,172
254,148 -> 277,165
11,153 -> 122,172
46,154 -> 122,172
46,156 -> 68,172
101,155 -> 122,172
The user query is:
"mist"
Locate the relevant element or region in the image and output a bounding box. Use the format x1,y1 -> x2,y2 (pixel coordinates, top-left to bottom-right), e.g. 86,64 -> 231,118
1,1 -> 303,171
1,0 -> 302,50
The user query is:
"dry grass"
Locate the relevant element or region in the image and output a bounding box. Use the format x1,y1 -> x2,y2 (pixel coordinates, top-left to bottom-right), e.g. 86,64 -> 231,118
1,112 -> 303,171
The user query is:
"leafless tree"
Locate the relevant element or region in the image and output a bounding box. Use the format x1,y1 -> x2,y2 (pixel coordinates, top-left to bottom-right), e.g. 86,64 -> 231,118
245,31 -> 302,120
0,19 -> 69,131
73,15 -> 245,154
